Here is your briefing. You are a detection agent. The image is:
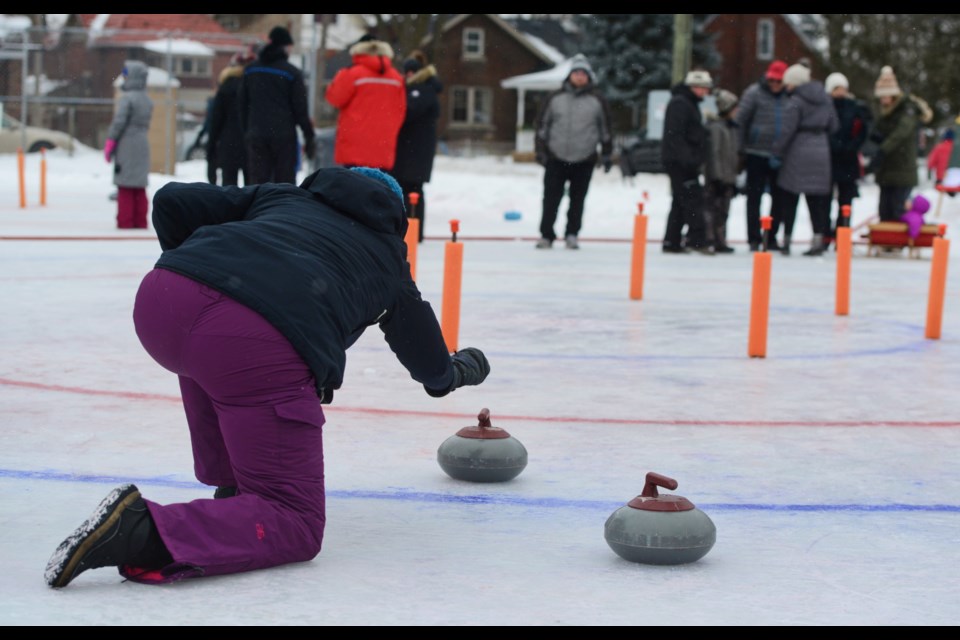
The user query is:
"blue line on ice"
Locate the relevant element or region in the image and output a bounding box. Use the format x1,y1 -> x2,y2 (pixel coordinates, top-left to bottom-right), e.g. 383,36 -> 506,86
4,469 -> 958,513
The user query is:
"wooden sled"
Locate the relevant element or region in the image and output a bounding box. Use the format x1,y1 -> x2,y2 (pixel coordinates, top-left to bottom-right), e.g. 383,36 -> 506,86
864,221 -> 946,258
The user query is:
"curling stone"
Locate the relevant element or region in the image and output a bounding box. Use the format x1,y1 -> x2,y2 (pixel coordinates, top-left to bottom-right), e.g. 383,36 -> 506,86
437,408 -> 527,482
604,471 -> 716,565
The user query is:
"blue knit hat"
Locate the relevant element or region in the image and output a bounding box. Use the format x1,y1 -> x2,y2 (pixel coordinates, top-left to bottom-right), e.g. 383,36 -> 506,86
350,167 -> 405,210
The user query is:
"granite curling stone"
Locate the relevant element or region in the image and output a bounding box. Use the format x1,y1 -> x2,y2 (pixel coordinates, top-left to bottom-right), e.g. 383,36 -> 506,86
437,408 -> 527,482
604,471 -> 716,565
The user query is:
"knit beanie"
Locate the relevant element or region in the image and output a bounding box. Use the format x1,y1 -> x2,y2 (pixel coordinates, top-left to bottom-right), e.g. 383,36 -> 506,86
874,65 -> 902,98
350,167 -> 405,210
824,72 -> 849,95
715,89 -> 739,116
684,69 -> 713,88
568,53 -> 595,82
783,63 -> 811,87
269,26 -> 294,47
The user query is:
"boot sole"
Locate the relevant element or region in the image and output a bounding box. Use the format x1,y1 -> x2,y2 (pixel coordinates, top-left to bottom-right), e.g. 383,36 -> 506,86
45,484 -> 141,588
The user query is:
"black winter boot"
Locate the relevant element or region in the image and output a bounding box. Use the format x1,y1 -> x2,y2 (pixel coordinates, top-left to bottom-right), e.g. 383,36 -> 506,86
45,484 -> 172,588
780,234 -> 792,256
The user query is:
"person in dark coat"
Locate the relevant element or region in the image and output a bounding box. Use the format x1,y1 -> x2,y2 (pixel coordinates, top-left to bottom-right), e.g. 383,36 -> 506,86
389,50 -> 442,243
770,63 -> 839,256
824,72 -> 872,248
238,26 -> 316,185
868,65 -> 933,222
105,60 -> 153,229
735,60 -> 789,251
207,47 -> 255,186
661,69 -> 712,254
44,167 -> 491,589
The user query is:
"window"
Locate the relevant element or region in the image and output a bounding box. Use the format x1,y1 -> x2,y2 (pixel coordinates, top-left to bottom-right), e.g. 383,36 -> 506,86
463,28 -> 484,59
450,86 -> 493,128
757,18 -> 774,61
174,57 -> 211,78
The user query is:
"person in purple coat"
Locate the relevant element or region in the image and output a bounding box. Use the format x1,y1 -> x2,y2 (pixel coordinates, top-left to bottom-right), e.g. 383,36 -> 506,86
44,167 -> 491,588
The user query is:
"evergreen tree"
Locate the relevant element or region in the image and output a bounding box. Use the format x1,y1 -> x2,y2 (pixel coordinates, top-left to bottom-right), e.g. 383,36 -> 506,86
573,14 -> 719,103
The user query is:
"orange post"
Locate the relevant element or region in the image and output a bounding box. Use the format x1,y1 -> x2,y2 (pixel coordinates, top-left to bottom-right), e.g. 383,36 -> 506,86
17,147 -> 26,208
835,205 -> 852,316
441,219 -> 463,353
629,202 -> 648,300
40,148 -> 47,206
749,216 -> 774,358
404,193 -> 420,281
925,236 -> 950,340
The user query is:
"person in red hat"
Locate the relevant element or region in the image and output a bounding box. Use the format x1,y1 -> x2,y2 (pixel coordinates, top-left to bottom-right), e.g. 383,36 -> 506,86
734,59 -> 789,251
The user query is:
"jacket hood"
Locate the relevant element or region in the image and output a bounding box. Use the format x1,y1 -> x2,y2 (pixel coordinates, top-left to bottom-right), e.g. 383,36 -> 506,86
910,194 -> 931,216
218,64 -> 245,85
121,60 -> 148,91
299,167 -> 406,236
791,81 -> 829,107
349,39 -> 394,59
406,64 -> 438,85
258,42 -> 289,64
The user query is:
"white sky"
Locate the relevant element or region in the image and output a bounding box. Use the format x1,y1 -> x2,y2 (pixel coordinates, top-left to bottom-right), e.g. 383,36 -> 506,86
1,147 -> 959,625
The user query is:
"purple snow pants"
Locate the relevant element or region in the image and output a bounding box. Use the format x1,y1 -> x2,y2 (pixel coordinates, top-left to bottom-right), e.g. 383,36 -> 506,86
130,267 -> 326,582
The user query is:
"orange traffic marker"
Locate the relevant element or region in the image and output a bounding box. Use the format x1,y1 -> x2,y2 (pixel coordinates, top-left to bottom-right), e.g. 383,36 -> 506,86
40,148 -> 47,206
925,236 -> 950,340
404,192 -> 421,280
749,216 -> 774,358
441,219 -> 463,353
835,205 -> 852,316
18,147 -> 26,208
629,202 -> 648,300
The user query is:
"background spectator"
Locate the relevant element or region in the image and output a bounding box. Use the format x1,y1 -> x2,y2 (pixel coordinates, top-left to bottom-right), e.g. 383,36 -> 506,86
326,34 -> 407,171
105,60 -> 153,230
824,72 -> 872,248
770,63 -> 839,256
736,60 -> 789,251
703,88 -> 740,253
207,46 -> 256,186
389,50 -> 443,243
661,69 -> 712,254
238,26 -> 316,184
533,54 -> 612,250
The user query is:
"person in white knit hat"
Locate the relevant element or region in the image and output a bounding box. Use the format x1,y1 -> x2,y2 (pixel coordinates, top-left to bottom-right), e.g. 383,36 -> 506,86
823,71 -> 872,249
769,63 -> 839,256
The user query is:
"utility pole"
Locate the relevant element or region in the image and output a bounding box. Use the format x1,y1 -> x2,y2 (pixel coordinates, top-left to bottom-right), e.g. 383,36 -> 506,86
672,14 -> 692,85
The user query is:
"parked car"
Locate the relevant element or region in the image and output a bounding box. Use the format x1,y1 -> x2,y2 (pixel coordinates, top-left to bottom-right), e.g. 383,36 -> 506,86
0,108 -> 75,154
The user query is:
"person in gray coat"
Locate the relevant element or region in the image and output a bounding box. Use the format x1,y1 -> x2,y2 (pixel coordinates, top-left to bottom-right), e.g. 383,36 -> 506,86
703,89 -> 740,253
534,54 -> 613,250
735,60 -> 789,251
105,60 -> 154,229
770,64 -> 839,256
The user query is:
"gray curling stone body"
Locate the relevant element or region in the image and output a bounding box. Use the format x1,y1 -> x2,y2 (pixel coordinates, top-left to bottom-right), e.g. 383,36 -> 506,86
604,471 -> 716,565
437,408 -> 527,482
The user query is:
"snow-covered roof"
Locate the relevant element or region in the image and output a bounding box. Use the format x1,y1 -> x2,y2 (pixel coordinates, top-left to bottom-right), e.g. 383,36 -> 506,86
0,14 -> 31,38
501,56 -> 577,91
521,33 -> 565,65
143,38 -> 214,57
112,65 -> 181,89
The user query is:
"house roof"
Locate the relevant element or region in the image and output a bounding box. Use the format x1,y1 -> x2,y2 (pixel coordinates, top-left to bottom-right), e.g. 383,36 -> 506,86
77,14 -> 248,51
422,14 -> 555,66
500,55 -> 579,91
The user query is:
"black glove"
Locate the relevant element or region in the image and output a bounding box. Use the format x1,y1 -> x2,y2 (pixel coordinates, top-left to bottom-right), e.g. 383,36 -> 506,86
602,155 -> 612,173
535,150 -> 548,167
869,130 -> 885,145
304,137 -> 317,160
864,150 -> 884,175
424,347 -> 490,397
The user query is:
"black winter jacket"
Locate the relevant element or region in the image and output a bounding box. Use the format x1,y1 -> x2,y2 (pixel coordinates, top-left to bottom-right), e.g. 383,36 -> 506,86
152,168 -> 454,402
661,83 -> 707,173
238,44 -> 315,145
391,66 -> 443,185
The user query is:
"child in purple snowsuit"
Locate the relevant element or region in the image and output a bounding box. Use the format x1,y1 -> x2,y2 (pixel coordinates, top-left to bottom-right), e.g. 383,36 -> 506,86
45,167 -> 491,588
900,193 -> 931,239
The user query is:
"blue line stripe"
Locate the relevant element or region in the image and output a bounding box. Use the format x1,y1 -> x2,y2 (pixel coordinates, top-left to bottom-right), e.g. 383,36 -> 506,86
244,66 -> 295,82
4,468 -> 958,513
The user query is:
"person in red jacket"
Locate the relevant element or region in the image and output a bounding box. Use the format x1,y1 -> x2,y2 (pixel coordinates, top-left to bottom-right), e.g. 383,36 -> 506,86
326,34 -> 407,171
927,129 -> 954,186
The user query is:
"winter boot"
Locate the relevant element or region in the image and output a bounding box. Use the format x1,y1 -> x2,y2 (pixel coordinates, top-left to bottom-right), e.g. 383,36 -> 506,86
803,234 -> 825,256
535,237 -> 553,249
45,484 -> 172,588
564,234 -> 580,249
780,234 -> 792,256
214,486 -> 238,499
